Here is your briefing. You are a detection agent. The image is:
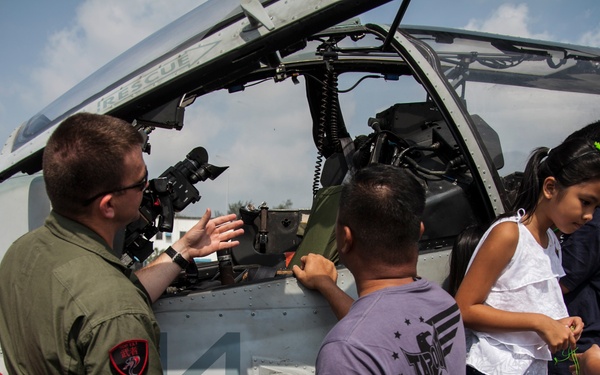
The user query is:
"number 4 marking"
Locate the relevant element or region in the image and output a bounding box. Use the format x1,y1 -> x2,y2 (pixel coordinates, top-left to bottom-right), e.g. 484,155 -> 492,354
161,332 -> 241,374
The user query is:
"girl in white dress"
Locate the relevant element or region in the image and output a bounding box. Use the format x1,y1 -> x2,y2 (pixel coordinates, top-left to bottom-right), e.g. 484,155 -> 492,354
456,137 -> 600,375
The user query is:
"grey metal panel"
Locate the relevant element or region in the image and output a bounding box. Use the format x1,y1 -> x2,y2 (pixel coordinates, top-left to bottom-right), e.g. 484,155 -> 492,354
418,249 -> 451,286
28,175 -> 50,231
154,269 -> 357,373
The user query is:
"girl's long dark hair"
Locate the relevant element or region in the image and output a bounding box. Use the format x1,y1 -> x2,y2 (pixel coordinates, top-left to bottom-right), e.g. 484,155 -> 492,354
447,224 -> 486,297
511,137 -> 600,215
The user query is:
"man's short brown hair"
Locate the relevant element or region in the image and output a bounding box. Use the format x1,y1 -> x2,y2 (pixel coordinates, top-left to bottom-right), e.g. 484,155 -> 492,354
43,113 -> 144,216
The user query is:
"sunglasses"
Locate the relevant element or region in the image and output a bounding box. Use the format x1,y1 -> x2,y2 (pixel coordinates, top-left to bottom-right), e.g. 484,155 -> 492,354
82,168 -> 148,206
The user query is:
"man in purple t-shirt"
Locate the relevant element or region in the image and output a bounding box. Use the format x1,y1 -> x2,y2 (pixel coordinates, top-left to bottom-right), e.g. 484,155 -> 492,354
293,164 -> 466,374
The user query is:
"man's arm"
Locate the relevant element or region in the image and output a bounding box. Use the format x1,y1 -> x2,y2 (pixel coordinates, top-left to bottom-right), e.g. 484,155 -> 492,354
135,209 -> 244,302
574,344 -> 600,375
292,253 -> 354,320
82,312 -> 163,374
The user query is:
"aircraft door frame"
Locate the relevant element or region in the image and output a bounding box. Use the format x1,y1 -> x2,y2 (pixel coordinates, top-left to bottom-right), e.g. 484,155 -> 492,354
371,24 -> 506,219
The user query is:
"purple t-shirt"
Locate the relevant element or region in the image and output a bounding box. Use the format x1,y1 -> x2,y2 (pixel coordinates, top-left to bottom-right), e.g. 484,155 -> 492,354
316,278 -> 466,374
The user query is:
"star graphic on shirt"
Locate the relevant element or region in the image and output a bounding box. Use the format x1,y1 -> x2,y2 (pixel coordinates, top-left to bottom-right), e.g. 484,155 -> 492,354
404,318 -> 411,326
392,352 -> 399,360
419,316 -> 425,323
394,331 -> 401,339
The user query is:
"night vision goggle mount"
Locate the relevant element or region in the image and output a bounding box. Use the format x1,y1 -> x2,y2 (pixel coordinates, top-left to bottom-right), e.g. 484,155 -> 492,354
120,146 -> 227,267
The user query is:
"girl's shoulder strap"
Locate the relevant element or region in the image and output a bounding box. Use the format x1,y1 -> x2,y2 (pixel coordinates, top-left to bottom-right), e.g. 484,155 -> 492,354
493,209 -> 524,226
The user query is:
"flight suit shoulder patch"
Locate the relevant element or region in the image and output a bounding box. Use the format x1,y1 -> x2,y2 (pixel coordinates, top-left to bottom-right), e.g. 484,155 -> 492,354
109,339 -> 149,375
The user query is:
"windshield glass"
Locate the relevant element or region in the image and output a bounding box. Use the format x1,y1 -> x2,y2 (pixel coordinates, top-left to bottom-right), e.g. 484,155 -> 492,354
405,27 -> 600,179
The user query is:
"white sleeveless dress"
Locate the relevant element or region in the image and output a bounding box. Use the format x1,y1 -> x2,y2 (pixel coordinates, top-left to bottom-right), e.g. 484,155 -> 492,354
465,210 -> 568,375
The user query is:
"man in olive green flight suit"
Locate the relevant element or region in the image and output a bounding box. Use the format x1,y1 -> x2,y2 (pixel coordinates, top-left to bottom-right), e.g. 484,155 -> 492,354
0,113 -> 244,374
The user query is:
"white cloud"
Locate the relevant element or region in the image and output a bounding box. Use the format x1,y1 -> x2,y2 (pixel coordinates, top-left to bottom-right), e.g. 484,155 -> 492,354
145,79 -> 318,214
26,0 -> 201,108
464,3 -> 552,41
579,29 -> 600,47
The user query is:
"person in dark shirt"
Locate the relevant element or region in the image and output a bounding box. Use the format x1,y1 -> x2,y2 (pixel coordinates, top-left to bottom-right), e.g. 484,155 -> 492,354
549,120 -> 600,375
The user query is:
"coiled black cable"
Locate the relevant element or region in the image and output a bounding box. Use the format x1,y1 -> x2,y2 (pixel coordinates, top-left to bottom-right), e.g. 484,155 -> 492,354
312,60 -> 341,197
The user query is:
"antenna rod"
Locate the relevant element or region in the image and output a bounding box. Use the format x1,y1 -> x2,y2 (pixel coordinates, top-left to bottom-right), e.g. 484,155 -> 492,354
382,0 -> 411,52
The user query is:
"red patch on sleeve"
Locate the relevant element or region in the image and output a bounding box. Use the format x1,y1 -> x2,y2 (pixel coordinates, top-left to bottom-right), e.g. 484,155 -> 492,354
109,339 -> 149,375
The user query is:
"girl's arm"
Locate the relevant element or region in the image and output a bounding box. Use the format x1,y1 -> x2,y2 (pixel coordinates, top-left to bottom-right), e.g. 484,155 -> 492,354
557,316 -> 584,341
455,222 -> 576,353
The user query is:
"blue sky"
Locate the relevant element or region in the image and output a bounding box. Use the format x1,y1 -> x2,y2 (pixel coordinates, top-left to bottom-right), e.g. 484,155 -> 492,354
1,0 -> 600,214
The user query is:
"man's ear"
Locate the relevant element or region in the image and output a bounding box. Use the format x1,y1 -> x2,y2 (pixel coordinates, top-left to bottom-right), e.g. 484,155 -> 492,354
338,225 -> 353,255
98,194 -> 116,219
419,222 -> 425,240
542,176 -> 557,200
